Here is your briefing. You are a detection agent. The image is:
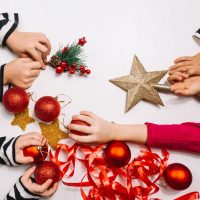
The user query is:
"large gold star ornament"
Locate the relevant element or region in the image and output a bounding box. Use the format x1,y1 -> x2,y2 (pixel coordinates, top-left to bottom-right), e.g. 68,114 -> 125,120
109,56 -> 168,112
11,108 -> 35,131
39,119 -> 68,149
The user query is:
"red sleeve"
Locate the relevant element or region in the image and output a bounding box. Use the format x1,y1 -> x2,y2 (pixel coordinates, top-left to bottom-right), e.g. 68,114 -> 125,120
146,122 -> 200,153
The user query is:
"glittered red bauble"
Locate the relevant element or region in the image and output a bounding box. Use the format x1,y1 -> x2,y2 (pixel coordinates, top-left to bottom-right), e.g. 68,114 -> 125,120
70,120 -> 89,135
163,163 -> 192,190
23,144 -> 48,163
104,141 -> 131,168
2,87 -> 29,113
34,96 -> 61,122
34,161 -> 61,186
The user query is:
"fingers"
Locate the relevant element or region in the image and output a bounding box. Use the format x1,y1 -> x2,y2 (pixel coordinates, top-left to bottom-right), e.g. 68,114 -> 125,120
38,35 -> 51,54
80,111 -> 97,118
71,114 -> 94,125
69,133 -> 94,143
32,179 -> 53,193
68,123 -> 91,135
21,156 -> 34,164
174,56 -> 192,64
168,72 -> 188,84
22,166 -> 36,181
26,48 -> 45,68
36,43 -> 49,61
41,182 -> 59,197
29,69 -> 40,77
169,61 -> 191,71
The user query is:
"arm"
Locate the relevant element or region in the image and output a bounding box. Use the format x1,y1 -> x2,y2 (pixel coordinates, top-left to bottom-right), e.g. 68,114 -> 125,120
0,13 -> 19,46
67,111 -> 200,153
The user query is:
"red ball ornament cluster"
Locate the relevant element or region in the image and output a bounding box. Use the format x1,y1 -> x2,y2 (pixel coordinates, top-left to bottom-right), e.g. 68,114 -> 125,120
163,163 -> 192,190
104,141 -> 131,168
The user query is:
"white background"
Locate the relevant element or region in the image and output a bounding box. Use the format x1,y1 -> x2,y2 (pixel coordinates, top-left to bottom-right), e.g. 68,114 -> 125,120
0,0 -> 200,199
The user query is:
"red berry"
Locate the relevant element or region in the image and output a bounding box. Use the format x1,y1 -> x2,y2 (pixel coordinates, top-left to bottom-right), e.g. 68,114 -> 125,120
78,37 -> 87,46
71,63 -> 77,68
65,66 -> 70,71
80,70 -> 85,74
85,69 -> 91,74
56,66 -> 64,74
60,62 -> 67,68
79,66 -> 85,71
69,69 -> 75,74
61,47 -> 68,53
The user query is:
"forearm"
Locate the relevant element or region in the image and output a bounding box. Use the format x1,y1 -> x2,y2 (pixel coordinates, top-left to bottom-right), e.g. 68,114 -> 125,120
0,136 -> 20,166
111,123 -> 148,144
5,177 -> 41,200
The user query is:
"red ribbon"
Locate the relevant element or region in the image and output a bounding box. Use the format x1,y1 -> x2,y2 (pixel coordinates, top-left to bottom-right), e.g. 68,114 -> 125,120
49,142 -> 199,200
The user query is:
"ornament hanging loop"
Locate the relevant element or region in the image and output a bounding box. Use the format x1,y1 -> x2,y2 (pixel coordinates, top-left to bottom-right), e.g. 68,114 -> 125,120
55,94 -> 72,108
28,92 -> 37,102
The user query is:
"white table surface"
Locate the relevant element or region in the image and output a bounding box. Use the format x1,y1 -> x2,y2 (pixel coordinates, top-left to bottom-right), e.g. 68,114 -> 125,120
0,0 -> 200,199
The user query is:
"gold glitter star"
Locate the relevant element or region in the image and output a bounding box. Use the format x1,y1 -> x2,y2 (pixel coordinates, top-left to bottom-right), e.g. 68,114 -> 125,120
11,108 -> 35,131
39,119 -> 68,149
109,55 -> 168,112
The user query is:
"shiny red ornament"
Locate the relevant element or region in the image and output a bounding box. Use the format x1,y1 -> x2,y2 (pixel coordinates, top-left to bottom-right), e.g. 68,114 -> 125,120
85,69 -> 91,74
2,87 -> 29,113
78,37 -> 87,46
163,163 -> 192,190
56,66 -> 64,74
104,141 -> 131,168
70,120 -> 89,135
60,61 -> 67,68
69,69 -> 75,74
23,144 -> 48,163
34,161 -> 62,186
79,66 -> 85,71
34,96 -> 61,122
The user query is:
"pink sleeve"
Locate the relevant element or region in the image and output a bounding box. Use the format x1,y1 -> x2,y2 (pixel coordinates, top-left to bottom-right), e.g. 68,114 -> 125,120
146,122 -> 200,153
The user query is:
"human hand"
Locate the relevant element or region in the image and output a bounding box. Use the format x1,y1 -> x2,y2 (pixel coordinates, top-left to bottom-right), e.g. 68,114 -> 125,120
171,76 -> 200,96
67,111 -> 114,144
15,132 -> 47,164
168,52 -> 200,83
21,166 -> 58,197
6,31 -> 51,68
4,58 -> 42,89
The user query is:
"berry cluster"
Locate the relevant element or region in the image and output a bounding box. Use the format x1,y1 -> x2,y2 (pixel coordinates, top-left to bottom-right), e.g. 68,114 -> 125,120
55,61 -> 91,75
50,37 -> 91,76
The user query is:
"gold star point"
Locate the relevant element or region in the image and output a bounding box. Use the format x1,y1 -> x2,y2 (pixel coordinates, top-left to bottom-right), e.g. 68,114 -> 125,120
109,55 -> 168,112
11,108 -> 35,131
39,119 -> 68,149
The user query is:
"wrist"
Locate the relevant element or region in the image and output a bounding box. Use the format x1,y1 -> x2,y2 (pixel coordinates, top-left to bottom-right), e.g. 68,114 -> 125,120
3,64 -> 10,85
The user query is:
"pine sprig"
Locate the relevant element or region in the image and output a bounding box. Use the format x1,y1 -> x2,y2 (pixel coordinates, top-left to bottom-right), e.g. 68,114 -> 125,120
49,37 -> 91,75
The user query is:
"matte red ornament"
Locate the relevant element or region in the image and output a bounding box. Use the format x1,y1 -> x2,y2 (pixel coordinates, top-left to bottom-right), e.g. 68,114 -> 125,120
34,161 -> 62,186
34,96 -> 61,122
23,144 -> 48,163
104,141 -> 131,168
70,120 -> 89,135
163,163 -> 192,190
2,87 -> 29,113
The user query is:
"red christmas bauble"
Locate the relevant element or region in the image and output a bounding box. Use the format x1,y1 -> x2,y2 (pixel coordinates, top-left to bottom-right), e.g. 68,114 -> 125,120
104,141 -> 131,168
2,87 -> 29,113
23,144 -> 48,163
34,96 -> 61,122
56,66 -> 64,74
163,163 -> 192,190
34,161 -> 61,186
70,120 -> 89,135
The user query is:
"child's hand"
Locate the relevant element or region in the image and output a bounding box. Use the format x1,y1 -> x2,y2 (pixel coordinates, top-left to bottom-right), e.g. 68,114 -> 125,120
68,111 -> 114,144
4,58 -> 41,89
21,166 -> 58,197
15,132 -> 47,164
167,71 -> 189,85
171,76 -> 200,96
6,31 -> 51,68
168,52 -> 200,81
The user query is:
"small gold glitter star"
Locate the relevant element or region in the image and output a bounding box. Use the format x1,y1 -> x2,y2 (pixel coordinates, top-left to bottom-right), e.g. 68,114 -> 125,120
11,108 -> 35,131
39,119 -> 68,149
109,55 -> 168,112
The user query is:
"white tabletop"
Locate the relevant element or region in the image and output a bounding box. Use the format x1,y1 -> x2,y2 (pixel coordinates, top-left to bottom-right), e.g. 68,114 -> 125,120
0,0 -> 200,199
